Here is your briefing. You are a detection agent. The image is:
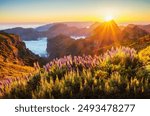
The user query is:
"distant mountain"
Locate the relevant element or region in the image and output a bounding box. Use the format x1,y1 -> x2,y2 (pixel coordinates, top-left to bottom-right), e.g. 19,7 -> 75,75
45,23 -> 90,39
3,27 -> 43,40
35,23 -> 54,32
47,34 -> 99,60
90,20 -> 121,46
0,31 -> 44,66
89,22 -> 101,30
2,21 -> 150,61
122,24 -> 149,40
46,20 -> 119,59
137,24 -> 150,33
64,22 -> 93,28
35,22 -> 92,32
46,20 -> 150,60
131,34 -> 150,50
2,23 -> 91,41
119,25 -> 125,31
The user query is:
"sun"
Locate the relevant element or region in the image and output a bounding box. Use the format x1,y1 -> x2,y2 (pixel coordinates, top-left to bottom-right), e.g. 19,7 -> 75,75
104,15 -> 113,21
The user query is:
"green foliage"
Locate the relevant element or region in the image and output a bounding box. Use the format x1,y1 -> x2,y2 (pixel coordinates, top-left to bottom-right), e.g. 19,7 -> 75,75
139,46 -> 150,65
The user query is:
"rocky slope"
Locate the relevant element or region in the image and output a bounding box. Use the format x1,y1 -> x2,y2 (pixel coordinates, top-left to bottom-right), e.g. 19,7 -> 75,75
0,32 -> 40,79
0,31 -> 44,66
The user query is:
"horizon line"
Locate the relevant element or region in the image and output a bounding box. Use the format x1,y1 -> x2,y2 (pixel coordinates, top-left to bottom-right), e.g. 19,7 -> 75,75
0,21 -> 150,25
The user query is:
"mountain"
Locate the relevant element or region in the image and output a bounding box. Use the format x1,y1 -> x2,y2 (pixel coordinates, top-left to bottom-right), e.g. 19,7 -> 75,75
45,23 -> 90,39
138,24 -> 150,33
64,22 -> 92,28
4,27 -> 43,40
128,34 -> 150,50
122,24 -> 149,40
89,22 -> 101,30
47,34 -> 99,60
2,23 -> 91,41
47,34 -> 75,59
35,23 -> 54,32
35,22 -> 92,32
46,21 -> 117,59
46,20 -> 150,60
90,20 -> 121,46
0,31 -> 44,66
0,31 -> 47,79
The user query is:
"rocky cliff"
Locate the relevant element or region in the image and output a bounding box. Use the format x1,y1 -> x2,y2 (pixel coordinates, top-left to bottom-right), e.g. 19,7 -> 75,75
0,31 -> 44,66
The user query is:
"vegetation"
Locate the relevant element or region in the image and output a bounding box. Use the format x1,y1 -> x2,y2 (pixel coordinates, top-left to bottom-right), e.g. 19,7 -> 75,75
0,46 -> 149,98
0,61 -> 34,79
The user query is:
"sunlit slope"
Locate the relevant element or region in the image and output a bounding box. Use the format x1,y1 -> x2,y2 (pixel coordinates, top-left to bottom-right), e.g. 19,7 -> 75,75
92,20 -> 121,45
0,32 -> 43,80
0,61 -> 34,80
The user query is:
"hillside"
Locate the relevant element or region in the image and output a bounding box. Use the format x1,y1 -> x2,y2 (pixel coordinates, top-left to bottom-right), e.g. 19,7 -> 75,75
0,32 -> 45,80
47,34 -> 75,60
138,24 -> 150,33
122,24 -> 149,40
0,31 -> 44,66
91,20 -> 121,45
0,61 -> 34,80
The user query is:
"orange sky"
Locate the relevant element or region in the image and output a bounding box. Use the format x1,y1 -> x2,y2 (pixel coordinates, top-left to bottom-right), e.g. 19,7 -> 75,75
0,0 -> 150,24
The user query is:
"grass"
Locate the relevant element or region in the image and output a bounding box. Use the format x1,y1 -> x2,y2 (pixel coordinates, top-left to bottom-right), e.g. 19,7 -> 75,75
0,61 -> 34,80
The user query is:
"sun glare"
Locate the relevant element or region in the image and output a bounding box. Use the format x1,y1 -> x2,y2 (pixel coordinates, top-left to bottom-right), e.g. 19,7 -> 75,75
104,15 -> 113,21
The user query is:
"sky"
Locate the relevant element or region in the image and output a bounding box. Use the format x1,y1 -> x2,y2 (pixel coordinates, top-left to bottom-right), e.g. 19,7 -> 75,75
0,0 -> 150,24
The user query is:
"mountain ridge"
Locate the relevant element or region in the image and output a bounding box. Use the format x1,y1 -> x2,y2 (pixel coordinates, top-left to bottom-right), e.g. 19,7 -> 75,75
46,20 -> 150,60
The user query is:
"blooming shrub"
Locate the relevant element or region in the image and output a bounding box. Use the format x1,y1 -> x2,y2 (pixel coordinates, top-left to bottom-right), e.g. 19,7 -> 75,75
1,46 -> 150,98
139,46 -> 150,65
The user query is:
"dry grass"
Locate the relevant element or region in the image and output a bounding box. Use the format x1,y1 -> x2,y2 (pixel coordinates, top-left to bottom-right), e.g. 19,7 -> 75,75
0,61 -> 34,80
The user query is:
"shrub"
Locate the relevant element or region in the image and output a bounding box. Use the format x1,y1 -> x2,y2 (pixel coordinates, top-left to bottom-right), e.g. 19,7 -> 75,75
1,46 -> 150,98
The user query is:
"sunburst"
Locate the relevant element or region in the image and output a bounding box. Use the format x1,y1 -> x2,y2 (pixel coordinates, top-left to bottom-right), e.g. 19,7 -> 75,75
104,15 -> 113,21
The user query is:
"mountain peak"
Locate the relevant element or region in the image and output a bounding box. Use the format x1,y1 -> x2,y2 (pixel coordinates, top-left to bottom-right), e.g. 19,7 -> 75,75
104,19 -> 115,23
122,24 -> 149,39
127,24 -> 136,28
91,20 -> 121,45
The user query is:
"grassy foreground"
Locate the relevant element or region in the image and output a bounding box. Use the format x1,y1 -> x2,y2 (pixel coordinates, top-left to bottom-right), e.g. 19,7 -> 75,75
0,46 -> 150,98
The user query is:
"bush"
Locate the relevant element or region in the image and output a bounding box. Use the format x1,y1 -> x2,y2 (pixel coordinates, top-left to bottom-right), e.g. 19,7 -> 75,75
1,46 -> 150,98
